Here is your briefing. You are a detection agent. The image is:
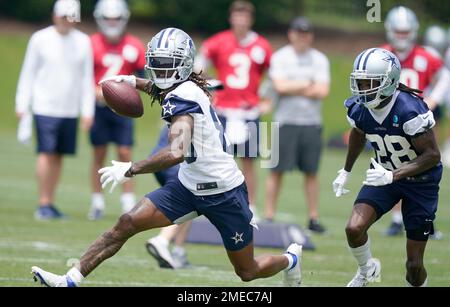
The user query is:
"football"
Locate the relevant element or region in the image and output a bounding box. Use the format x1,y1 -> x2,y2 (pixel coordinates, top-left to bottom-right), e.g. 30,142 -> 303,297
101,80 -> 144,118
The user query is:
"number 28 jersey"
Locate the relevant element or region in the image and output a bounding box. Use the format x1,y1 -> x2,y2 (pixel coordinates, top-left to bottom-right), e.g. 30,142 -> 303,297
201,30 -> 272,109
91,33 -> 146,84
345,90 -> 440,175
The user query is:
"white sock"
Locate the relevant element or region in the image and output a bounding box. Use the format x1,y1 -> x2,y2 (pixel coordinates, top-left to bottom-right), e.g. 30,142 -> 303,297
155,235 -> 169,247
91,193 -> 105,210
283,252 -> 295,270
406,278 -> 427,287
121,193 -> 136,213
349,237 -> 372,272
66,267 -> 84,286
392,211 -> 403,224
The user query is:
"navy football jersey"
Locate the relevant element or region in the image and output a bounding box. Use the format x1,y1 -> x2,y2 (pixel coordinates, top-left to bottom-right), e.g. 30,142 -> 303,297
345,90 -> 438,173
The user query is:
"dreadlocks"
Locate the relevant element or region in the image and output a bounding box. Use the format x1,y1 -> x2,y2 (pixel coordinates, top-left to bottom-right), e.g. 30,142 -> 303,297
398,82 -> 423,98
144,72 -> 212,106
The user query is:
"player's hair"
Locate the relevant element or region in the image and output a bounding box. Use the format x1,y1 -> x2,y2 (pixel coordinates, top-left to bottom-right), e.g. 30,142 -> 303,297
398,82 -> 423,98
229,0 -> 255,16
145,72 -> 211,105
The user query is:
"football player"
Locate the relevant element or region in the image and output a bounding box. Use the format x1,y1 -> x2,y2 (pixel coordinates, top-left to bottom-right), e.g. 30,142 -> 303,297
88,0 -> 146,220
333,48 -> 442,287
145,81 -> 224,270
194,1 -> 273,219
381,6 -> 448,236
31,28 -> 302,287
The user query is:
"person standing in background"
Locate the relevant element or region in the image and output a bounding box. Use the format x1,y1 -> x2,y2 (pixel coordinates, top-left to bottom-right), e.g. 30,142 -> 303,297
194,1 -> 273,219
15,0 -> 95,220
88,0 -> 146,220
264,17 -> 330,233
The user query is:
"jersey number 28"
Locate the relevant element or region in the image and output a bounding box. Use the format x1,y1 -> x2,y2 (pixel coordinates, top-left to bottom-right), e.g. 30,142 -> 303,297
366,134 -> 417,170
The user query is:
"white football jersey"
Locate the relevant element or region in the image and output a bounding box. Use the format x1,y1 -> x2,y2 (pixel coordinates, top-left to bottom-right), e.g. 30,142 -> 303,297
162,81 -> 245,196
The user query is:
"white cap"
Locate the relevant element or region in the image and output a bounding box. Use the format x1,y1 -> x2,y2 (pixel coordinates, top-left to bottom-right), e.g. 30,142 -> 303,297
53,0 -> 81,22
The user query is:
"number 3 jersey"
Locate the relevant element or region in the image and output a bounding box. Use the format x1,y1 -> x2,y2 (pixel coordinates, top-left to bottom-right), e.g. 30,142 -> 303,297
91,33 -> 146,85
200,30 -> 272,109
345,90 -> 441,176
161,81 -> 245,196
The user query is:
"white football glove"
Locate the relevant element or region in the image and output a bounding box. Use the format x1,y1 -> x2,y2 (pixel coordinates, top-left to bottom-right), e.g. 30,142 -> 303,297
99,75 -> 137,88
98,160 -> 133,193
363,158 -> 393,186
333,168 -> 351,197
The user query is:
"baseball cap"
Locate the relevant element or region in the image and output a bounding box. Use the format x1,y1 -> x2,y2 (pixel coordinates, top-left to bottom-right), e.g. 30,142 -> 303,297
289,17 -> 313,32
53,0 -> 81,22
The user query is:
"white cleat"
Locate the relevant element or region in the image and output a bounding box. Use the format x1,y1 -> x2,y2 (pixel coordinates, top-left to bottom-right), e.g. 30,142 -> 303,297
283,243 -> 303,287
347,258 -> 381,287
145,237 -> 179,269
31,266 -> 76,287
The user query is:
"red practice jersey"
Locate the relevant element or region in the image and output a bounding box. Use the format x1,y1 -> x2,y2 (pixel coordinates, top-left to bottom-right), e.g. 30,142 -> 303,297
91,33 -> 146,84
202,30 -> 272,109
382,44 -> 443,92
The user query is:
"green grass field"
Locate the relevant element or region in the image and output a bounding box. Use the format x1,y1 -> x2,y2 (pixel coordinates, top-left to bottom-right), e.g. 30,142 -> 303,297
0,32 -> 449,287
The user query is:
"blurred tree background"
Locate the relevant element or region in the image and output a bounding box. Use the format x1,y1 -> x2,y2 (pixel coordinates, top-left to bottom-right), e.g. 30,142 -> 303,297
1,0 -> 449,33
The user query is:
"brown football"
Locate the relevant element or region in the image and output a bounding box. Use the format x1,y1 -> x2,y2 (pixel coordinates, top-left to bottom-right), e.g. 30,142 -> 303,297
101,80 -> 144,118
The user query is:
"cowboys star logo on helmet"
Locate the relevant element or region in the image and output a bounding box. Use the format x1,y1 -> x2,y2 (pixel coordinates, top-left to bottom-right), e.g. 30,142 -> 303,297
145,28 -> 196,90
350,48 -> 401,109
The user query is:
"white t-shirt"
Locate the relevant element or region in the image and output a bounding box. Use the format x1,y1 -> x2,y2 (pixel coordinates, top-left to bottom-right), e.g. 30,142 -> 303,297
16,26 -> 95,118
269,46 -> 330,126
162,81 -> 245,196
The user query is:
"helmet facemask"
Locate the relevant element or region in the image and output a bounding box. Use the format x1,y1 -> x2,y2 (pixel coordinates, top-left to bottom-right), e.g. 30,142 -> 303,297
350,72 -> 392,109
145,29 -> 195,90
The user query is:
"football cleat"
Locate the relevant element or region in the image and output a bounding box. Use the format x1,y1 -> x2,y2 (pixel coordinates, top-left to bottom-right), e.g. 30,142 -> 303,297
347,258 -> 381,287
146,237 -> 179,269
31,266 -> 77,287
283,243 -> 303,287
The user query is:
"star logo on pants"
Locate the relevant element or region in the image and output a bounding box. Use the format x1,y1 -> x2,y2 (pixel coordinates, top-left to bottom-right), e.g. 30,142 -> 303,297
231,232 -> 244,245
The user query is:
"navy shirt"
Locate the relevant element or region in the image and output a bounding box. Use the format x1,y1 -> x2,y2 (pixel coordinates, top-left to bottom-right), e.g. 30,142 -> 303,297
345,90 -> 440,176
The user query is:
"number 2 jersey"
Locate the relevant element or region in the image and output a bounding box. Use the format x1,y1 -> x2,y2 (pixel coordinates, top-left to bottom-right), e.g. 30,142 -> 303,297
161,81 -> 245,196
91,33 -> 146,84
345,90 -> 441,177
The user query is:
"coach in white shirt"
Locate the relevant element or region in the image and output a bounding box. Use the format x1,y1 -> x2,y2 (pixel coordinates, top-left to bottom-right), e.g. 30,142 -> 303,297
264,17 -> 330,233
15,0 -> 95,220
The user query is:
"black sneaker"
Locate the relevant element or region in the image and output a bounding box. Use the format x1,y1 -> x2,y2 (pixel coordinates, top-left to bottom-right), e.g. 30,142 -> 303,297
308,219 -> 326,234
385,222 -> 403,236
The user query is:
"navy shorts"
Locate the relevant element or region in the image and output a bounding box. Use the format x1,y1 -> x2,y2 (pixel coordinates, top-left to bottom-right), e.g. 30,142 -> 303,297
90,105 -> 134,146
34,115 -> 77,155
146,178 -> 253,251
150,126 -> 179,186
218,115 -> 259,158
355,165 -> 442,241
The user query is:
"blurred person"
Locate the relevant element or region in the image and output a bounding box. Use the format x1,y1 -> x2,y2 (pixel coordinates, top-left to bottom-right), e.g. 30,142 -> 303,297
382,6 -> 448,237
264,17 -> 330,233
333,48 -> 442,287
194,1 -> 273,219
423,25 -> 448,58
88,0 -> 146,220
438,28 -> 450,168
15,0 -> 95,220
31,28 -> 303,287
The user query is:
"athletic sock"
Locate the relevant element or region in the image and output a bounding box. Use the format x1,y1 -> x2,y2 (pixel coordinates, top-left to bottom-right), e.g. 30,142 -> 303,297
392,211 -> 403,224
349,237 -> 372,273
66,267 -> 84,287
91,193 -> 105,210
